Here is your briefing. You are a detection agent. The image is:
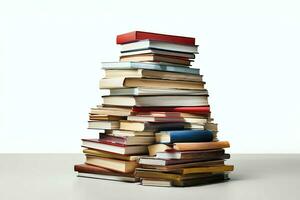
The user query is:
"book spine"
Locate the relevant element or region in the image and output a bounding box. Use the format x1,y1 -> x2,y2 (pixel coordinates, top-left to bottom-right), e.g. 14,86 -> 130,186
169,130 -> 213,143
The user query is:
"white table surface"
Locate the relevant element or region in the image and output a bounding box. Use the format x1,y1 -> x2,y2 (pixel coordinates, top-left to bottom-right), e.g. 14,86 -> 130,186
0,154 -> 299,200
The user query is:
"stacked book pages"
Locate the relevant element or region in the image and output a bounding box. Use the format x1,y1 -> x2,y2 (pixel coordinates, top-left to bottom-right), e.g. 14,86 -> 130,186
74,31 -> 234,186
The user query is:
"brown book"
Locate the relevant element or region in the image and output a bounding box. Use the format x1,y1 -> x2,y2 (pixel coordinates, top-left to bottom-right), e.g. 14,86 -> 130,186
120,54 -> 191,66
99,77 -> 205,90
141,173 -> 228,187
140,159 -> 226,171
173,141 -> 230,151
135,165 -> 234,179
104,69 -> 202,82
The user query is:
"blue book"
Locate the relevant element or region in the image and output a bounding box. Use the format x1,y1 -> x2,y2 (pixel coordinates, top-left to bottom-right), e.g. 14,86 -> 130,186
101,62 -> 200,75
155,130 -> 213,144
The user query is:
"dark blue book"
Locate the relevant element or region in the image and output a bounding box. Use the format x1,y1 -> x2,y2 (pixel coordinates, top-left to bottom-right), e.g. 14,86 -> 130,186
155,130 -> 213,144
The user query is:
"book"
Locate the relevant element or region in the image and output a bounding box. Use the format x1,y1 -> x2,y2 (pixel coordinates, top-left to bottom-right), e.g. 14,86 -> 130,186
132,106 -> 210,113
116,31 -> 195,46
127,115 -> 209,124
74,164 -> 139,182
172,141 -> 230,151
136,165 -> 234,176
139,157 -> 226,167
101,62 -> 200,74
120,54 -> 191,66
141,173 -> 228,187
82,139 -> 148,155
91,106 -> 132,117
104,69 -> 202,82
121,40 -> 198,54
156,149 -> 226,160
120,121 -> 186,132
155,130 -> 213,144
89,115 -> 125,121
99,134 -> 155,146
148,144 -> 172,156
109,88 -> 207,96
131,111 -> 210,118
85,155 -> 138,173
88,120 -> 120,130
99,77 -> 205,90
78,172 -> 138,182
105,129 -> 155,137
102,96 -> 209,107
120,49 -> 195,59
83,148 -> 140,161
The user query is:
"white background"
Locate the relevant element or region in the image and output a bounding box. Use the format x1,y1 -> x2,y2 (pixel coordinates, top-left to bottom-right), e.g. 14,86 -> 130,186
0,0 -> 299,153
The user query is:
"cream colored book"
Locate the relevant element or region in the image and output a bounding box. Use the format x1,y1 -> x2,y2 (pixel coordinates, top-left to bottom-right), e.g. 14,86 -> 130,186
99,77 -> 204,90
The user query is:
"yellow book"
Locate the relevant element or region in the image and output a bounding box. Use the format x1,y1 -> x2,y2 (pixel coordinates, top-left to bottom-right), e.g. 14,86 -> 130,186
83,149 -> 140,161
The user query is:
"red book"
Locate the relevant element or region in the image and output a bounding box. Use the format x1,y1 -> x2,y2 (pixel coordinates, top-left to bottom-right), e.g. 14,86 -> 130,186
132,106 -> 210,114
117,31 -> 195,46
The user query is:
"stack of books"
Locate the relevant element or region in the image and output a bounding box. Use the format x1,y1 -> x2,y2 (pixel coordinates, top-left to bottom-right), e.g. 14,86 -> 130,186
74,31 -> 233,186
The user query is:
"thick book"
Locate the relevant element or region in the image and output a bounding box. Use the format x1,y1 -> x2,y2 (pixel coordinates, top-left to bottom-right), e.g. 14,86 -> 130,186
98,134 -> 155,146
116,31 -> 195,45
156,149 -> 226,160
172,141 -> 230,151
101,62 -> 200,74
104,69 -> 202,82
141,173 -> 228,187
155,130 -> 213,144
120,54 -> 191,66
83,148 -> 140,161
74,164 -> 139,182
121,40 -> 198,54
139,157 -> 226,167
120,49 -> 195,59
85,155 -> 138,173
109,88 -> 207,96
132,106 -> 210,114
99,77 -> 204,90
81,139 -> 148,155
102,96 -> 209,107
88,120 -> 120,130
120,121 -> 186,132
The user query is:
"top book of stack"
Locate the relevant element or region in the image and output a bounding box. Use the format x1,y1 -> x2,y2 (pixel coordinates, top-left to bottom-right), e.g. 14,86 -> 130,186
117,31 -> 196,45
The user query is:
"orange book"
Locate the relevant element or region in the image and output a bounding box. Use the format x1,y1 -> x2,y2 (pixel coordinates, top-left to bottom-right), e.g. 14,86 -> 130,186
173,141 -> 230,151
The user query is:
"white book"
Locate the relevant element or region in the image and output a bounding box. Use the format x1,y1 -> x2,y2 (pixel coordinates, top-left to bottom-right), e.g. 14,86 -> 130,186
109,88 -> 208,96
120,49 -> 195,59
121,40 -> 198,54
77,172 -> 139,182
